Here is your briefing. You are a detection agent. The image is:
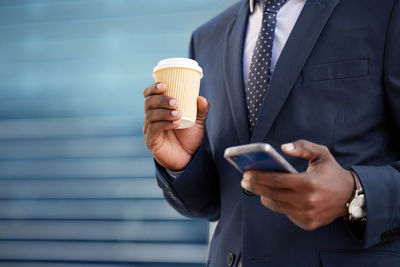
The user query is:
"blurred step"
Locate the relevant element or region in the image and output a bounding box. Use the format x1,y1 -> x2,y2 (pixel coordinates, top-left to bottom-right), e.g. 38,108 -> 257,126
0,157 -> 155,179
0,97 -> 145,121
0,262 -> 204,267
0,220 -> 208,243
0,178 -> 161,199
0,136 -> 151,160
0,117 -> 141,139
0,199 -> 184,220
0,241 -> 208,264
0,0 -> 230,27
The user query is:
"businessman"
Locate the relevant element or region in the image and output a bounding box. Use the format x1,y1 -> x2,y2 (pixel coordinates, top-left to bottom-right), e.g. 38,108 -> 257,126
143,0 -> 400,266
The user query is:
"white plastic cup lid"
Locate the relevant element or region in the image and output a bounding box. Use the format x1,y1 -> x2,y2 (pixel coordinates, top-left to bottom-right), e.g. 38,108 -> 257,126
153,58 -> 203,77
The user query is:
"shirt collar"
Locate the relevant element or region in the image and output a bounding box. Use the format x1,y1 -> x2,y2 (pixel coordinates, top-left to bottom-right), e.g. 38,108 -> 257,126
249,0 -> 255,13
250,0 -> 307,13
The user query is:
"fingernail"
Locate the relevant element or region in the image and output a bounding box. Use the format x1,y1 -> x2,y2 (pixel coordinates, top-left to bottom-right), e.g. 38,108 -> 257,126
156,83 -> 164,90
169,99 -> 177,107
172,120 -> 180,125
243,173 -> 250,181
241,180 -> 251,190
171,110 -> 179,117
282,143 -> 295,152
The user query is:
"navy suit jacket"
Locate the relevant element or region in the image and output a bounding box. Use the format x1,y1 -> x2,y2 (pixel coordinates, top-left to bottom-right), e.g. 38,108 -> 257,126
155,0 -> 400,266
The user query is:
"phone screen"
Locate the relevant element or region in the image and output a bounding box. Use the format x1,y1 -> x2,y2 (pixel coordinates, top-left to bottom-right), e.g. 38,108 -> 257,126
228,151 -> 288,173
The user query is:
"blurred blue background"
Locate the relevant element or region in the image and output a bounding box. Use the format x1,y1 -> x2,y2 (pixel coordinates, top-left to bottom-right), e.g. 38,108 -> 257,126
0,0 -> 236,266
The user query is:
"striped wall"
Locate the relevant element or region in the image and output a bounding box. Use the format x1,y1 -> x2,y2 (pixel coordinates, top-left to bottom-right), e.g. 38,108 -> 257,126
0,0 -> 237,266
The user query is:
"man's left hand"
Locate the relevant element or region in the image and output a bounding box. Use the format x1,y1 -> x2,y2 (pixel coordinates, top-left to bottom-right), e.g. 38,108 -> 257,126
241,139 -> 355,231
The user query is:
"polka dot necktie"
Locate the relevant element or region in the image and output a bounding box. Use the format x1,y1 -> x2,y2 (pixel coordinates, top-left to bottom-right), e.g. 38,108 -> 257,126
246,0 -> 287,134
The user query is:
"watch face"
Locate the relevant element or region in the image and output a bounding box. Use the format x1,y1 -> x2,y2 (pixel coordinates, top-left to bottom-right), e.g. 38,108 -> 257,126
349,195 -> 366,219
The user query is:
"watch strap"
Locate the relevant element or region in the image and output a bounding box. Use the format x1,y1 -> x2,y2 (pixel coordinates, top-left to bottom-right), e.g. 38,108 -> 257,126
352,171 -> 364,194
345,171 -> 366,221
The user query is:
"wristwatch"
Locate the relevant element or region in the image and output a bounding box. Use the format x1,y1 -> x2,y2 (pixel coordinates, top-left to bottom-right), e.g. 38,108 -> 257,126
346,171 -> 367,221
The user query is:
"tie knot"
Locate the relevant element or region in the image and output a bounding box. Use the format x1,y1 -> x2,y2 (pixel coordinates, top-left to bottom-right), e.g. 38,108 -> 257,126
258,0 -> 287,13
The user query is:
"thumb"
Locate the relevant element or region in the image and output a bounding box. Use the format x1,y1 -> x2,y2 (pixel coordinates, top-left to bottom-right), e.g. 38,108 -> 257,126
195,96 -> 210,126
281,139 -> 330,162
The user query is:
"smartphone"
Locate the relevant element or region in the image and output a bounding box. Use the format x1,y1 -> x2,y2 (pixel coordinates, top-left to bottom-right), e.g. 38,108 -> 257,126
224,143 -> 298,174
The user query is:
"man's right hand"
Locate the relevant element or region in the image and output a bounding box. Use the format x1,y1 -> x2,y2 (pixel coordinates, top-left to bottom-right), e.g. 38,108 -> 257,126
143,82 -> 210,171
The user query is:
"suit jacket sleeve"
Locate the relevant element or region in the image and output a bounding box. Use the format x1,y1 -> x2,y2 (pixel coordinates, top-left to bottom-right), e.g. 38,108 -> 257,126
154,33 -> 220,221
155,132 -> 220,221
352,0 -> 400,248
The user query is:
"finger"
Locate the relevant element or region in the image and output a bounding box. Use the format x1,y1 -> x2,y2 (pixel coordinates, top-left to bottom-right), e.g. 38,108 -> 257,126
260,196 -> 292,215
195,96 -> 210,127
146,109 -> 182,123
144,120 -> 181,141
145,95 -> 178,112
143,82 -> 166,98
243,170 -> 306,190
241,179 -> 301,204
281,139 -> 330,163
143,109 -> 181,135
260,196 -> 320,230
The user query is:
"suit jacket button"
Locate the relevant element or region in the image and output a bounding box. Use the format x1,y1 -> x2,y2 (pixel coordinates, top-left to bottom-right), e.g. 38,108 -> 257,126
167,190 -> 176,200
226,252 -> 235,266
243,189 -> 255,196
381,232 -> 390,240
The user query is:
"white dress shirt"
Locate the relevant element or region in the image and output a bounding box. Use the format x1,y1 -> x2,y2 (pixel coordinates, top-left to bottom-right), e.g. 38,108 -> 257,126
244,0 -> 306,85
239,3 -> 305,265
167,0 -> 306,265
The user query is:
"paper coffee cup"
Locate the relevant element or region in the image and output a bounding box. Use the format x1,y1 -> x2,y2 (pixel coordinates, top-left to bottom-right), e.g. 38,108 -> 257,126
153,58 -> 203,129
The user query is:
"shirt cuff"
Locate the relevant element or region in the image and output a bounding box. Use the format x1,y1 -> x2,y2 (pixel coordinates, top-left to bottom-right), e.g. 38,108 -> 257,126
165,168 -> 184,181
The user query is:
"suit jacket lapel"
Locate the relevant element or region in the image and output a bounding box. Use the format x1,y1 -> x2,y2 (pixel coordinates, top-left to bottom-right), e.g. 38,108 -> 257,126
251,0 -> 340,142
223,0 -> 251,145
